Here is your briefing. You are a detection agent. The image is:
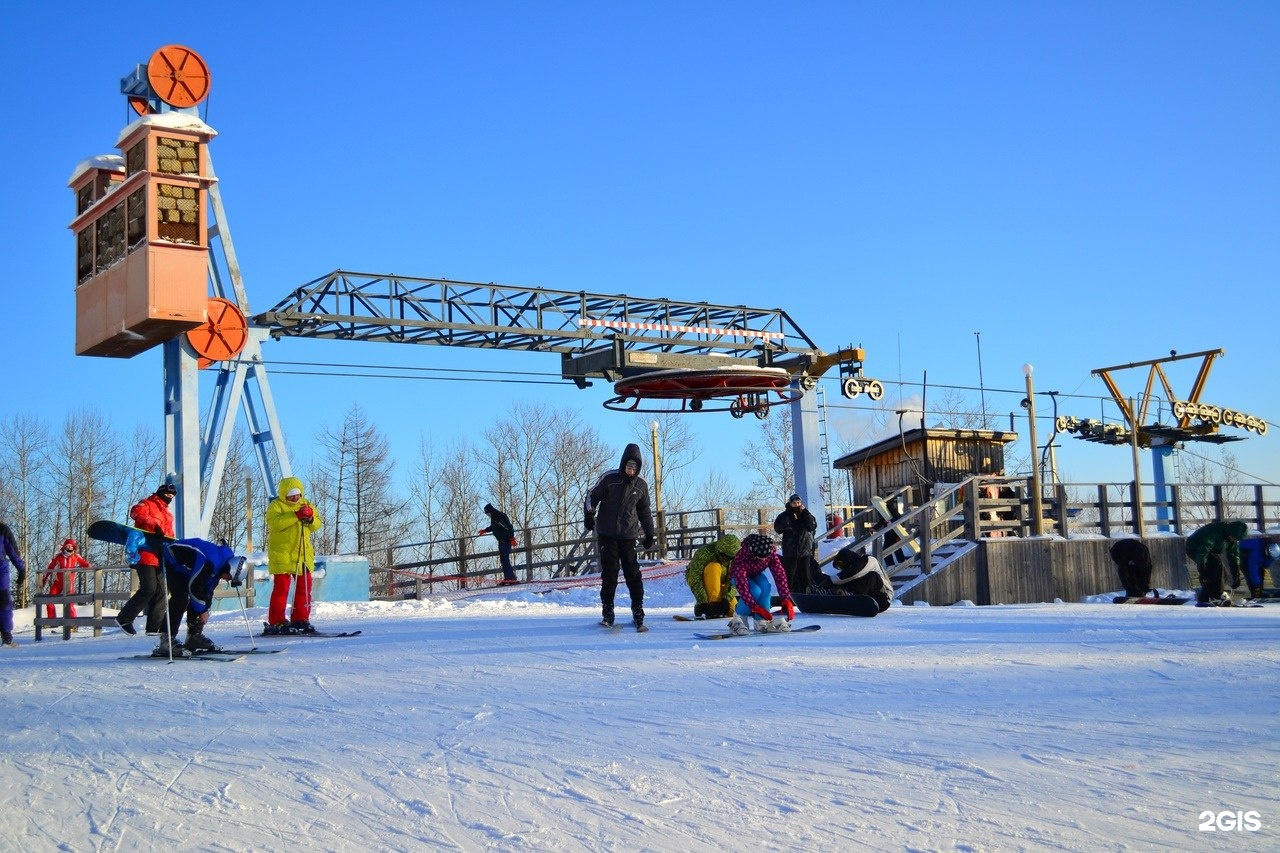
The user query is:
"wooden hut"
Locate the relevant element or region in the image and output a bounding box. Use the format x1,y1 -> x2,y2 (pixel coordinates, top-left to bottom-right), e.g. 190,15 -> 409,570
833,428 -> 1018,506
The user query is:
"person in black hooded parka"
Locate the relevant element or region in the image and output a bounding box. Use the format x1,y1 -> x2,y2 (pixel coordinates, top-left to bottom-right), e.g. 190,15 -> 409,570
584,443 -> 655,632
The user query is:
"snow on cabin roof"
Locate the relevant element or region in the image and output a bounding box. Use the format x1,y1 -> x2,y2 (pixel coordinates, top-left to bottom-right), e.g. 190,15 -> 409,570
114,111 -> 217,147
833,426 -> 1019,469
67,154 -> 125,185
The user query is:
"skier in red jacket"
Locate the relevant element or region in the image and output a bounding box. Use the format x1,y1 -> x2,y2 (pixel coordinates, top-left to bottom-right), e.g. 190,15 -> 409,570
116,482 -> 177,636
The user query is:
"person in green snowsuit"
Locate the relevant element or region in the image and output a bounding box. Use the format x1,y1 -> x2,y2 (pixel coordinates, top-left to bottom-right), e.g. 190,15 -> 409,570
1186,520 -> 1248,605
685,534 -> 740,619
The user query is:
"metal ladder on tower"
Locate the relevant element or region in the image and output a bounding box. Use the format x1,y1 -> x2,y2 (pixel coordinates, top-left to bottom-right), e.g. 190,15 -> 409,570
816,385 -> 832,502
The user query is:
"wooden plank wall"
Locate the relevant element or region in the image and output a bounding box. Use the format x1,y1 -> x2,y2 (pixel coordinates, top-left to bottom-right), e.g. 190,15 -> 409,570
900,537 -> 1195,605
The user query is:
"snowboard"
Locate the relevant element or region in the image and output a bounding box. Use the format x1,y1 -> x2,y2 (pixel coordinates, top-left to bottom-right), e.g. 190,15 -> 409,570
1195,600 -> 1264,609
1113,593 -> 1191,605
88,519 -> 173,548
694,624 -> 821,641
869,496 -> 921,556
793,592 -> 881,618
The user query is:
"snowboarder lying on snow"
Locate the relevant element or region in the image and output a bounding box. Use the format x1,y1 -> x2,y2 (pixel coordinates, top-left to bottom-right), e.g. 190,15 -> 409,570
156,538 -> 247,657
1108,538 -> 1155,600
815,546 -> 894,613
727,533 -> 795,636
684,534 -> 740,619
1186,520 -> 1247,605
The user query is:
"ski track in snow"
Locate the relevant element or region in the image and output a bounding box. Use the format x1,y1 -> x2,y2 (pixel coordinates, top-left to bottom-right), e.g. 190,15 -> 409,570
1,582 -> 1277,852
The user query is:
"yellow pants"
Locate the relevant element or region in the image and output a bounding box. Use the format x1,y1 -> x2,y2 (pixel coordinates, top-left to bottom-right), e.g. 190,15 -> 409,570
705,562 -> 724,602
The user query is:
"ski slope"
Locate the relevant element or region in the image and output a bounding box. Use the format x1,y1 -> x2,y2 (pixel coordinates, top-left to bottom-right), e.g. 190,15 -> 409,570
1,575 -> 1276,851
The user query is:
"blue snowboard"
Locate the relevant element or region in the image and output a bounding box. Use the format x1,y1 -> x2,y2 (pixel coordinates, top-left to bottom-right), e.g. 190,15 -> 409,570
694,624 -> 821,641
88,519 -> 173,548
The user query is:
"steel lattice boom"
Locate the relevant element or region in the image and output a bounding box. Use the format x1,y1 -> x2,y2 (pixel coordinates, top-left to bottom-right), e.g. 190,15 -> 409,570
254,270 -> 823,382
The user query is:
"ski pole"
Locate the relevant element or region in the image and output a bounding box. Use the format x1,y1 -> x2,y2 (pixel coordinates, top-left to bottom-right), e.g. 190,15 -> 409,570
159,563 -> 173,663
233,574 -> 256,650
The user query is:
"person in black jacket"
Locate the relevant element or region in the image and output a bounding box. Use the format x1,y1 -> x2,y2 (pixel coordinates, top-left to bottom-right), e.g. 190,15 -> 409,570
819,546 -> 894,613
479,503 -> 518,585
584,443 -> 655,632
774,493 -> 818,594
1108,538 -> 1155,600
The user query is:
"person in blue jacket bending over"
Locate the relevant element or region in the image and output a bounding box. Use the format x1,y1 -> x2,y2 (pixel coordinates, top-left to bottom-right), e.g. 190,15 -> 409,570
156,538 -> 246,657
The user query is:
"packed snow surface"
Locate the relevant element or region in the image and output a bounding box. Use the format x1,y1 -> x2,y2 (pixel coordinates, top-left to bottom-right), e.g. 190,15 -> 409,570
2,573 -> 1276,852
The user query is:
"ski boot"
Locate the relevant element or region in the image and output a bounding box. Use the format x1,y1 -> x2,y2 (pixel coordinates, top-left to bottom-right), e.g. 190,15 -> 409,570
290,620 -> 318,635
728,615 -> 751,636
153,635 -> 192,658
184,626 -> 218,653
262,622 -> 294,636
760,617 -> 792,633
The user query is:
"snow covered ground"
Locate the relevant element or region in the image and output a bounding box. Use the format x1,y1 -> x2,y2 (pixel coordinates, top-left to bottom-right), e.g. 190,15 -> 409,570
2,573 -> 1277,852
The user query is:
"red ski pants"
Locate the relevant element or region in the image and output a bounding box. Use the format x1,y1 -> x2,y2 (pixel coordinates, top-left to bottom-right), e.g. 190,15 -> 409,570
44,573 -> 77,619
268,572 -> 312,625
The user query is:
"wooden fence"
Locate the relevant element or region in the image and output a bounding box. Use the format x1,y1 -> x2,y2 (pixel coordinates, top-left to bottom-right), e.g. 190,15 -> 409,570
34,565 -> 257,642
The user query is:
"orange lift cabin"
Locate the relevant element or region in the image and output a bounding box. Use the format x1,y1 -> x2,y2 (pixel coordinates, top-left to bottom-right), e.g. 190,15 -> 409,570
69,111 -> 216,357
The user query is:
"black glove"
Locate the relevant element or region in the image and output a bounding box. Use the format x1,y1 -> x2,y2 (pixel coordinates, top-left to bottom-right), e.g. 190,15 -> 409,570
14,569 -> 25,588
583,510 -> 595,533
643,534 -> 655,550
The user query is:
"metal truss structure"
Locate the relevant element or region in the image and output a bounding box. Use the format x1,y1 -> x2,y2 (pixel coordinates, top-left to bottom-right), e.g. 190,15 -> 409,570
253,271 -> 825,385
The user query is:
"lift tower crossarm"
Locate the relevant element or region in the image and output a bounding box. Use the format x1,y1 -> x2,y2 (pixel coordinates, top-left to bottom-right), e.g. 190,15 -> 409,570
1091,348 -> 1224,430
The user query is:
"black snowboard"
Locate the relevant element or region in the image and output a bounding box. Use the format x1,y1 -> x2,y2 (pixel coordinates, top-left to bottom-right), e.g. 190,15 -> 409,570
1114,593 -> 1191,605
88,518 -> 173,548
793,592 -> 881,618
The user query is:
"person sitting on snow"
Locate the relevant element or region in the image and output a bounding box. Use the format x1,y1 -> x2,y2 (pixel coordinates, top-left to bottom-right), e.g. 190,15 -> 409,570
155,538 -> 247,657
727,533 -> 795,636
685,534 -> 740,619
816,546 -> 894,613
1109,538 -> 1155,600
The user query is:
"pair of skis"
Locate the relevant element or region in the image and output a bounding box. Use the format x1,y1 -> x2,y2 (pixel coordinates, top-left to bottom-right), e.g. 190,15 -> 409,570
120,647 -> 288,663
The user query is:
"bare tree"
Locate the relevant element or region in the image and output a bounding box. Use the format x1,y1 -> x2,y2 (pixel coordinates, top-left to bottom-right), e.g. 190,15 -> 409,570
314,405 -> 405,562
544,411 -> 611,544
1176,446 -> 1249,522
740,413 -> 793,505
479,401 -> 558,537
407,433 -> 444,549
628,413 -> 700,512
0,413 -> 50,607
206,426 -> 256,549
438,437 -> 483,584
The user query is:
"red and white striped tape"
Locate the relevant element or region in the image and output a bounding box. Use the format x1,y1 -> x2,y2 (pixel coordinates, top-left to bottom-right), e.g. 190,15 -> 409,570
579,317 -> 784,339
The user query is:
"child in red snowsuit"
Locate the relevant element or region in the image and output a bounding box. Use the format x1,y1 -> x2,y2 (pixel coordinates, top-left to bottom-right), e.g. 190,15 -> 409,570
43,538 -> 89,620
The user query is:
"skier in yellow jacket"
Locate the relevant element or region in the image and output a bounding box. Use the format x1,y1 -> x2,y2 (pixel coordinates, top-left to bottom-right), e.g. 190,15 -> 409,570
265,477 -> 323,634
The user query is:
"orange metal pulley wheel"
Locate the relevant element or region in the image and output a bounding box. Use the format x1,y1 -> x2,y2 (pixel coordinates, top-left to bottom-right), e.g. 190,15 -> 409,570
147,45 -> 211,108
187,298 -> 248,369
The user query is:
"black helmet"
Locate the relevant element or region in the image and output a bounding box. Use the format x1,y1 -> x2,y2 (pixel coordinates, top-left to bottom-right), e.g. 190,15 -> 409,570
744,533 -> 775,559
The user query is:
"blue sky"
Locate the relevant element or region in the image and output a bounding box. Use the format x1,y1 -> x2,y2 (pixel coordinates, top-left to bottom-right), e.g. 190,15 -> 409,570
2,1 -> 1277,501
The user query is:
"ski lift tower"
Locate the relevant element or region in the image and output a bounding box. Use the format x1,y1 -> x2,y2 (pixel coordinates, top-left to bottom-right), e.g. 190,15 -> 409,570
1053,349 -> 1267,529
69,46 -> 291,538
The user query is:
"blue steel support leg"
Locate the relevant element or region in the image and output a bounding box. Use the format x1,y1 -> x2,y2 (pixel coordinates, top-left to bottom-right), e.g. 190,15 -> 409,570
1151,442 -> 1174,533
790,385 -> 826,526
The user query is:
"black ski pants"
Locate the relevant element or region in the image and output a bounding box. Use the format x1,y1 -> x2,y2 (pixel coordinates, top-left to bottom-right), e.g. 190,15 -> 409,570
1196,554 -> 1228,602
598,535 -> 644,623
118,563 -> 166,632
